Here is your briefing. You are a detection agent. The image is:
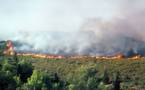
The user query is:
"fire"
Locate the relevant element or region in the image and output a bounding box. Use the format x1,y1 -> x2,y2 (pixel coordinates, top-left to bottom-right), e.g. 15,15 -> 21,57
3,51 -> 9,54
10,51 -> 15,55
93,54 -> 123,60
90,56 -> 95,58
3,41 -> 14,55
8,46 -> 14,51
127,55 -> 140,60
6,42 -> 12,47
2,40 -> 145,60
96,56 -> 100,59
17,53 -> 21,56
132,55 -> 140,59
142,57 -> 145,59
57,55 -> 62,59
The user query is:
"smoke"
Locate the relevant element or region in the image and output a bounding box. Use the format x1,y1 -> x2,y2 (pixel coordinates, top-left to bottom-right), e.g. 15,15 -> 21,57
79,1 -> 145,56
7,0 -> 145,57
11,31 -> 99,57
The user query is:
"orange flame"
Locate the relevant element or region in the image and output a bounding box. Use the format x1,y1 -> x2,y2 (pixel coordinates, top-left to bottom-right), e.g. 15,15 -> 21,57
10,51 -> 15,55
8,46 -> 14,51
142,57 -> 145,59
132,55 -> 140,59
3,51 -> 9,54
2,41 -> 145,60
6,42 -> 12,47
3,41 -> 14,55
127,55 -> 140,60
93,54 -> 123,60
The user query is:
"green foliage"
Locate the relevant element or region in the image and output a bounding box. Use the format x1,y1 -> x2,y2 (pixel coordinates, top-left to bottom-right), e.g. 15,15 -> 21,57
52,83 -> 60,90
113,71 -> 120,90
20,70 -> 65,90
13,52 -> 18,63
2,59 -> 12,71
68,84 -> 77,90
102,69 -> 109,84
1,48 -> 145,89
106,85 -> 114,90
67,65 -> 99,90
53,73 -> 60,84
17,59 -> 33,82
2,59 -> 17,74
13,76 -> 22,87
26,70 -> 43,89
0,42 -> 8,50
42,74 -> 53,89
122,75 -> 131,82
0,70 -> 16,90
97,81 -> 105,90
86,77 -> 98,89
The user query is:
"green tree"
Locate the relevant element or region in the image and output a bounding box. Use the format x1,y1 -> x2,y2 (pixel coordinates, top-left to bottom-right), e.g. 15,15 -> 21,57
0,70 -> 16,90
113,71 -> 120,90
26,70 -> 44,90
102,69 -> 109,84
17,59 -> 33,82
13,76 -> 22,88
13,52 -> 18,63
2,59 -> 17,74
67,65 -> 99,90
53,73 -> 59,83
42,72 -> 53,89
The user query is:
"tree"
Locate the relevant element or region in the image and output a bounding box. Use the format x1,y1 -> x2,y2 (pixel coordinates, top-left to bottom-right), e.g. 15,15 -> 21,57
2,59 -> 17,74
17,59 -> 33,82
13,52 -> 18,63
25,70 -> 43,90
113,71 -> 120,90
53,73 -> 59,84
102,69 -> 109,84
67,65 -> 99,90
13,76 -> 22,87
0,70 -> 16,90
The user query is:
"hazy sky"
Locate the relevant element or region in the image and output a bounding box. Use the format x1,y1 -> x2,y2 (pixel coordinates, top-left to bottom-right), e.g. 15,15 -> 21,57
0,0 -> 144,40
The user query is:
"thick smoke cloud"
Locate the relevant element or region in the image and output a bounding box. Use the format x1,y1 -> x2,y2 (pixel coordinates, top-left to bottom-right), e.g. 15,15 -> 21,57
79,1 -> 145,56
9,0 -> 145,57
11,31 -> 99,57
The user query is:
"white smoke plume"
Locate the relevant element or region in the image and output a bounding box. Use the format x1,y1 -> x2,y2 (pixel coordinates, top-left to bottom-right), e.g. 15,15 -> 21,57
4,0 -> 145,57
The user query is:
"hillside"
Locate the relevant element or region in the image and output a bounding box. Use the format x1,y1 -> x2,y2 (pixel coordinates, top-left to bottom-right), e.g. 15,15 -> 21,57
17,56 -> 145,89
0,41 -> 145,90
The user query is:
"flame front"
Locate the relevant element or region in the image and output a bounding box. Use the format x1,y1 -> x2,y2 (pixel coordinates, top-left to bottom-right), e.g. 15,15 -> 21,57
127,55 -> 140,60
6,42 -> 12,47
10,51 -> 15,55
3,41 -> 14,54
2,40 -> 144,60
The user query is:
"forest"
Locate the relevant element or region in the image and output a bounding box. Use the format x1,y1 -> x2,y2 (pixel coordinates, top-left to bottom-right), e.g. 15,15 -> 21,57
0,41 -> 145,90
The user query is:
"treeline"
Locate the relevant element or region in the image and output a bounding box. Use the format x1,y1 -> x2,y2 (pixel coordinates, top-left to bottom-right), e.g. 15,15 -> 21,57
0,53 -> 64,90
0,53 -> 122,90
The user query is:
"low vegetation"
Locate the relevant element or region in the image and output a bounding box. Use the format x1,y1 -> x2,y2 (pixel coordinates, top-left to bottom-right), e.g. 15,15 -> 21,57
0,41 -> 145,90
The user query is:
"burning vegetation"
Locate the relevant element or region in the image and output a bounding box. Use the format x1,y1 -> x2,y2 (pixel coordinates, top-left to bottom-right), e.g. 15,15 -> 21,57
3,40 -> 144,60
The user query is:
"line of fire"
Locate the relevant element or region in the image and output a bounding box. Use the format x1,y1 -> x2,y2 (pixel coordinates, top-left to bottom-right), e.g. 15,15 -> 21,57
3,40 -> 143,60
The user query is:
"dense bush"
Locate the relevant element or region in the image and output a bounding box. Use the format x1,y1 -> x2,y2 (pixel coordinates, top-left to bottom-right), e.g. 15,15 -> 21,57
1,42 -> 145,89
